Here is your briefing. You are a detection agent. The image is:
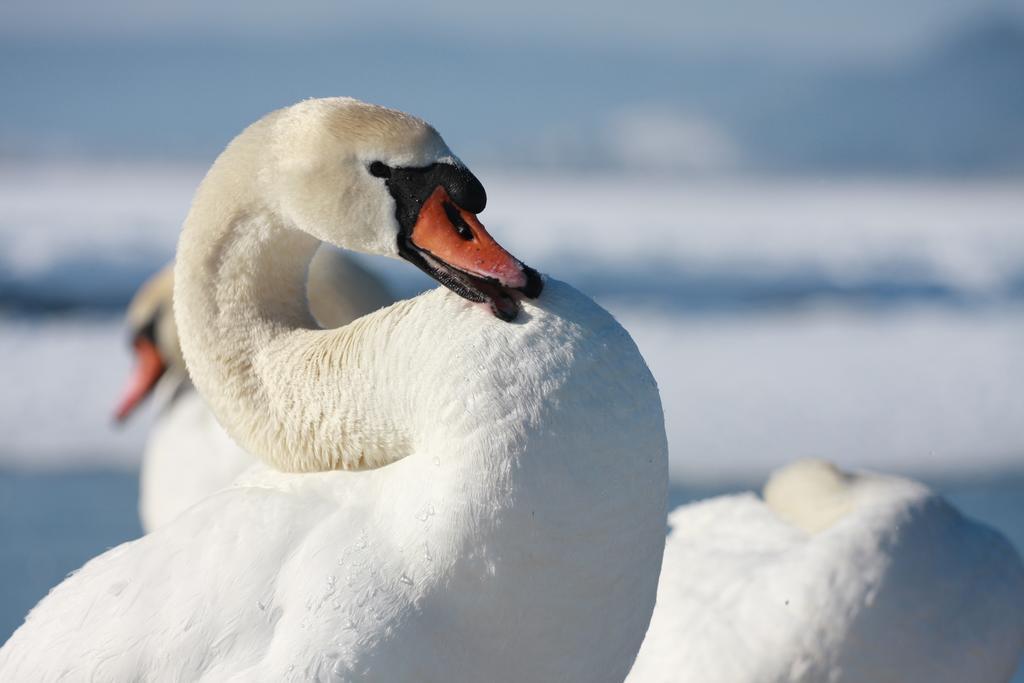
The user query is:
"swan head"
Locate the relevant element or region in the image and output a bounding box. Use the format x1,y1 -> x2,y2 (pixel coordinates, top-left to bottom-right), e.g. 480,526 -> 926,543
262,97 -> 542,321
114,263 -> 182,422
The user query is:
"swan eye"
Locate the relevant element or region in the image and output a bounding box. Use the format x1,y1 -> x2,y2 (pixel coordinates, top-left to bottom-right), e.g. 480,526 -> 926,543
443,200 -> 474,241
368,161 -> 391,179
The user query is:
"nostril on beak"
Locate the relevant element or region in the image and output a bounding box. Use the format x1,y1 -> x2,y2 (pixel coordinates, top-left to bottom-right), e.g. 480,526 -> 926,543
442,201 -> 474,241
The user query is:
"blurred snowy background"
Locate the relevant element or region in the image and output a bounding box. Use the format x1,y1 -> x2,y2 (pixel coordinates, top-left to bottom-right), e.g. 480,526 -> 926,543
1,0 -> 1023,663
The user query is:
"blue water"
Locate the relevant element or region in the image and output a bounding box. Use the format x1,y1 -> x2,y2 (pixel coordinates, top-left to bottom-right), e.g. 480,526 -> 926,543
0,469 -> 1021,676
7,251 -> 1024,317
2,16 -> 1023,173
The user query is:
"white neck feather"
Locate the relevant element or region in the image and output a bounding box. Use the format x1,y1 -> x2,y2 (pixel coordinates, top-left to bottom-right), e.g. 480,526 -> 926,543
173,117 -> 668,678
176,197 -> 409,471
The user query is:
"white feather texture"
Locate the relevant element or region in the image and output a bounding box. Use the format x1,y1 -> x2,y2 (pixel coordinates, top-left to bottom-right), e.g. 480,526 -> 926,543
139,380 -> 250,532
628,460 -> 1024,683
134,247 -> 395,532
0,98 -> 668,682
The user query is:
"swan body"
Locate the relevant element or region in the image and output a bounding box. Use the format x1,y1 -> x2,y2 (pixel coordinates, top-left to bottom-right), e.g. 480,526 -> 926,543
121,248 -> 395,531
628,460 -> 1024,683
3,282 -> 666,682
1,98 -> 668,681
139,380 -> 251,531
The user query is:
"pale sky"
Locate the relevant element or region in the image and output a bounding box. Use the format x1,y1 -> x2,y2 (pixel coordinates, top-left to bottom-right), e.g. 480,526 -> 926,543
3,0 -> 1023,61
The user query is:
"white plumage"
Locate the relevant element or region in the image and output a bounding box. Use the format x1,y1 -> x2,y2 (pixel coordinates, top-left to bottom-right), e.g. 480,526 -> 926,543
0,98 -> 668,682
126,247 -> 395,532
629,459 -> 1024,683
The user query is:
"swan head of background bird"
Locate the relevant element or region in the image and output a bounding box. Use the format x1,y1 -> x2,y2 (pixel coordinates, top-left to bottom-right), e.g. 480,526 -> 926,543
114,263 -> 181,422
261,97 -> 542,321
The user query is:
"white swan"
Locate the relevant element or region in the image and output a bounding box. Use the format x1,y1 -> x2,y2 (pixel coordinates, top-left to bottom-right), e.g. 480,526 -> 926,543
0,98 -> 668,681
628,459 -> 1024,683
115,248 -> 395,532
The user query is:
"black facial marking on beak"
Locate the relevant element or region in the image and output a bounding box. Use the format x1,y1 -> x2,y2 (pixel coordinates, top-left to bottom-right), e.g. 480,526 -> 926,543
371,160 -> 541,321
372,161 -> 487,232
131,305 -> 162,348
114,304 -> 168,423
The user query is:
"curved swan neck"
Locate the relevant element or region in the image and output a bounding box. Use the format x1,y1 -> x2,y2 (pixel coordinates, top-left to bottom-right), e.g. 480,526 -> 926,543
220,214 -> 320,332
175,163 -> 413,472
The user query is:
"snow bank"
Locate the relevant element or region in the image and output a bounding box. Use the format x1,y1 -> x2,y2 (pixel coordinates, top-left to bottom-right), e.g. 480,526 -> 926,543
1,163 -> 1022,480
3,164 -> 1024,311
2,305 -> 1023,482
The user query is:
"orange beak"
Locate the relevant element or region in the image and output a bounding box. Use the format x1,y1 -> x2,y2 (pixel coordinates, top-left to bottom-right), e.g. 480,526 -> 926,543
113,336 -> 166,423
403,186 -> 543,320
411,186 -> 530,290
